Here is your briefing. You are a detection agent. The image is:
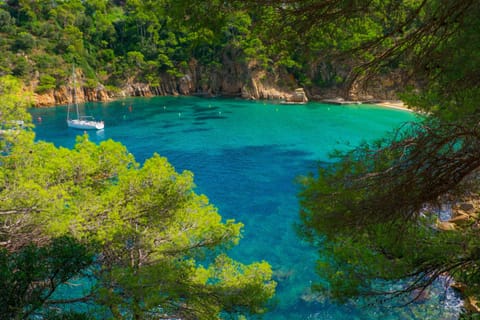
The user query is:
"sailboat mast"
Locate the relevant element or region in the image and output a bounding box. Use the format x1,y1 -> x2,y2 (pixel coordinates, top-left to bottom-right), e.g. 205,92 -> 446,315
72,64 -> 80,119
67,94 -> 70,120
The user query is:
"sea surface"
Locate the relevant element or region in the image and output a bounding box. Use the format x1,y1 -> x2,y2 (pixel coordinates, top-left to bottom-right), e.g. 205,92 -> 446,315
30,96 -> 461,319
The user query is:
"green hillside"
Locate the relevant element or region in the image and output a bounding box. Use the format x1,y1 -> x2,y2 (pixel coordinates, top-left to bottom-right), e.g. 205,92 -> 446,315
0,0 -> 396,103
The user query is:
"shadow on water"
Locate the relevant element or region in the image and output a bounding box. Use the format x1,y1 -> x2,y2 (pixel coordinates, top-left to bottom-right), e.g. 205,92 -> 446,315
194,115 -> 228,121
161,122 -> 183,129
193,106 -> 220,113
181,128 -> 211,133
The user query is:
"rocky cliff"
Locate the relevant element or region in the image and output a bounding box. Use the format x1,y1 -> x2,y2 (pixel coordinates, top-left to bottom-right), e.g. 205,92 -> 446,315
34,85 -> 111,107
32,57 -> 406,107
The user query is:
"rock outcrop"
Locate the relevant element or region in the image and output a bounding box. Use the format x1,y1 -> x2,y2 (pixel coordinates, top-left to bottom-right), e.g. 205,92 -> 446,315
285,88 -> 308,103
451,282 -> 480,313
84,85 -> 110,102
122,83 -> 154,97
440,196 -> 480,314
34,91 -> 57,107
347,71 -> 413,101
31,55 -> 407,107
178,74 -> 193,95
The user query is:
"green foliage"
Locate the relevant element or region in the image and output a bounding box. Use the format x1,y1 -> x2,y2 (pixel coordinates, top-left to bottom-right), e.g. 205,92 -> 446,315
461,312 -> 480,320
5,0 -> 480,313
12,55 -> 32,77
0,127 -> 275,318
0,76 -> 32,124
0,74 -> 276,318
299,115 -> 480,305
43,311 -> 95,320
217,0 -> 480,311
84,78 -> 98,89
400,8 -> 480,120
0,8 -> 14,32
0,0 -> 362,90
12,31 -> 36,52
36,74 -> 57,93
0,237 -> 94,319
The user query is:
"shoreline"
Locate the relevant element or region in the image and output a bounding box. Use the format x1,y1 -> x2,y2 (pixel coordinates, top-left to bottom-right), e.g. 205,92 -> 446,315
318,98 -> 418,113
372,100 -> 414,113
34,94 -> 417,114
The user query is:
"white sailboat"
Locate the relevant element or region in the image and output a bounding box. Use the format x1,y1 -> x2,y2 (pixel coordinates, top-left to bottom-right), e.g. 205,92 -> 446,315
67,66 -> 104,130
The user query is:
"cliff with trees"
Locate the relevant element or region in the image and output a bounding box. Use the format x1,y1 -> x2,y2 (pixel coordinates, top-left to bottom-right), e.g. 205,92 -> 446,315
0,0 -> 406,107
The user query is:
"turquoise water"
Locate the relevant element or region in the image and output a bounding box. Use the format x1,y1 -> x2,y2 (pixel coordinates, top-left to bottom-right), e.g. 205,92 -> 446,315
30,96 -> 460,319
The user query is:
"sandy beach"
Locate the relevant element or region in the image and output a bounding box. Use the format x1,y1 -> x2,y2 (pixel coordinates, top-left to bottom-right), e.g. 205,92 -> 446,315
373,100 -> 415,112
319,98 -> 416,113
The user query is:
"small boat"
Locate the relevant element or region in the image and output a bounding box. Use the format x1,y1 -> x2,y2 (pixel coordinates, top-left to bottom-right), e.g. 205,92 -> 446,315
67,65 -> 104,130
67,116 -> 104,130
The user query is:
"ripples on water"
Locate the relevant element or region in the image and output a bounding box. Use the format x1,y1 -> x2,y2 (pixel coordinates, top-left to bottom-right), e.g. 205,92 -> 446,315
30,96 -> 461,319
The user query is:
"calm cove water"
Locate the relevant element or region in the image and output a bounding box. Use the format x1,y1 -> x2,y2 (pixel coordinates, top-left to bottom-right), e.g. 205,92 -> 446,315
30,96 -> 461,319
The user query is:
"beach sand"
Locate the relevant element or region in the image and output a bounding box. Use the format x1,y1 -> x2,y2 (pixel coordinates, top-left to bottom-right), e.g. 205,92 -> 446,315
373,100 -> 416,113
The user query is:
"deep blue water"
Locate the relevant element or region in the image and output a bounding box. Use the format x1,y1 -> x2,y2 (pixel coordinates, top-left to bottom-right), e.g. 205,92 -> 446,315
30,96 -> 461,319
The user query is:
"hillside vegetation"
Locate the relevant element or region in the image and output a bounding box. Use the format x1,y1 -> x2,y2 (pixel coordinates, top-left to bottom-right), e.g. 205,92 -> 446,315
0,0 -> 403,105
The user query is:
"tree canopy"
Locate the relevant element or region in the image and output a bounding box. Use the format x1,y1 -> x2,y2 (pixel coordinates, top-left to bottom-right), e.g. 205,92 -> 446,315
0,0 -> 400,95
0,76 -> 275,319
266,0 -> 480,314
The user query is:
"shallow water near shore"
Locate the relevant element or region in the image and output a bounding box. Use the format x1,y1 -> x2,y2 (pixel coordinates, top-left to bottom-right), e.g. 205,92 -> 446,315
30,96 -> 461,319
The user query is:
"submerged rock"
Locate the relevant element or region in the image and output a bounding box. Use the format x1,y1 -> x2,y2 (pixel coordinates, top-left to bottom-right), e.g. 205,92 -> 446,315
273,268 -> 294,282
300,287 -> 325,304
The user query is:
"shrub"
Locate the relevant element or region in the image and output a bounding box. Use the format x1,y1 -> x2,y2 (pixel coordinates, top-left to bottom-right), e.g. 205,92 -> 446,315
36,74 -> 56,93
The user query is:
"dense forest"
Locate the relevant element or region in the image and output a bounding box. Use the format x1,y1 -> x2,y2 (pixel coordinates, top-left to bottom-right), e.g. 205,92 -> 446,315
2,0 -> 480,319
0,0 -> 403,105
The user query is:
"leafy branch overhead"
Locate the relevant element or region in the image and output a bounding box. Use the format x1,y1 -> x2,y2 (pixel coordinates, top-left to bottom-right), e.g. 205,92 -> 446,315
255,0 -> 480,311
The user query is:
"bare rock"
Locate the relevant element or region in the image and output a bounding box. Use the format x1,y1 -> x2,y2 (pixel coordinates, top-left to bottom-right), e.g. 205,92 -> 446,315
84,87 -> 107,102
179,74 -> 193,95
55,86 -> 72,104
448,213 -> 470,225
286,88 -> 308,103
300,287 -> 325,304
34,91 -> 57,107
465,296 -> 480,313
453,209 -> 470,218
436,220 -> 456,231
451,282 -> 480,313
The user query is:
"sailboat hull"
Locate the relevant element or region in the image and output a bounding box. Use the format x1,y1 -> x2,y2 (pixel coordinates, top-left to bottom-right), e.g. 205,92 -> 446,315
67,119 -> 104,130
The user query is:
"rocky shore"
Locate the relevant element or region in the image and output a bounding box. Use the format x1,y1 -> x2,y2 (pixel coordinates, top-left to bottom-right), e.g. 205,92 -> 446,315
435,196 -> 480,313
30,58 -> 410,108
32,82 -> 408,113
